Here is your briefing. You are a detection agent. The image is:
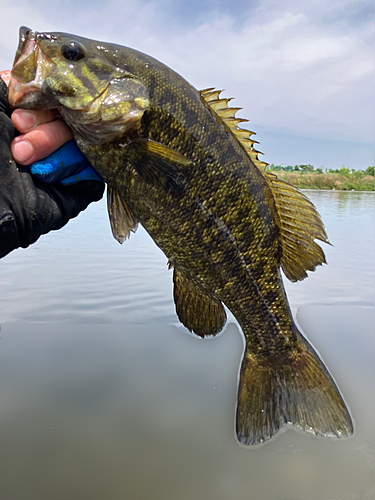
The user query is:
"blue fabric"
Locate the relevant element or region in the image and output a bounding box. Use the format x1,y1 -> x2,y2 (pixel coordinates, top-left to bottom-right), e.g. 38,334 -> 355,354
29,140 -> 103,184
60,165 -> 104,185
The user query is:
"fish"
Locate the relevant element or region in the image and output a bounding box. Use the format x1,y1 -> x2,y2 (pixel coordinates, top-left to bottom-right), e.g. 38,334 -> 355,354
8,26 -> 353,445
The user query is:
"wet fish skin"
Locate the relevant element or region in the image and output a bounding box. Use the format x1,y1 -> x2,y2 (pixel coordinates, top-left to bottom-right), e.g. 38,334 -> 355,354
9,27 -> 353,445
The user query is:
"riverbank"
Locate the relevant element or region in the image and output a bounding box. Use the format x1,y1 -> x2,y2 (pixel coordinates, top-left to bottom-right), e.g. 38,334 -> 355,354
270,171 -> 374,191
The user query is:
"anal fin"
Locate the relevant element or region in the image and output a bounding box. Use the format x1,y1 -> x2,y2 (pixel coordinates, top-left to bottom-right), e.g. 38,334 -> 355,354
173,269 -> 227,338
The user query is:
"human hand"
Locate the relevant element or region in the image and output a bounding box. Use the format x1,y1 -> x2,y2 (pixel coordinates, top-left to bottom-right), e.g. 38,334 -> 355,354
11,108 -> 103,184
11,107 -> 73,166
0,73 -> 104,259
0,69 -> 102,184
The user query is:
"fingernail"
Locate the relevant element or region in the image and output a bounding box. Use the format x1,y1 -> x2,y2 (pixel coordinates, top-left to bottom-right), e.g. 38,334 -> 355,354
14,110 -> 37,131
12,139 -> 35,164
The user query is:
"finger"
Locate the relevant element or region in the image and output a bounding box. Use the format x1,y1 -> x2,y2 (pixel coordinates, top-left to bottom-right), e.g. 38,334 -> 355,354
0,70 -> 11,86
12,108 -> 58,133
11,119 -> 73,165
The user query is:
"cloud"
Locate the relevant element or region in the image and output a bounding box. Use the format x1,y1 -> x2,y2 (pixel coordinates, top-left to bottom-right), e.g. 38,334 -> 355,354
0,0 -> 373,145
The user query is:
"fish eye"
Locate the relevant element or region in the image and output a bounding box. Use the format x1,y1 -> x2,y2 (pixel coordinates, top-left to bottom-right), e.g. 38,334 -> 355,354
61,41 -> 85,61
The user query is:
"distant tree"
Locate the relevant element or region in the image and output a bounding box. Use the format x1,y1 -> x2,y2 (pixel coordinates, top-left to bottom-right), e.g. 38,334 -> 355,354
299,164 -> 314,172
294,165 -> 300,171
365,166 -> 374,176
352,169 -> 364,179
338,166 -> 351,176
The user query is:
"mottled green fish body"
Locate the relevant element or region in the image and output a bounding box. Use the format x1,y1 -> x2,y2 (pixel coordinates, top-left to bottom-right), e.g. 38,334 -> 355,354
9,27 -> 353,445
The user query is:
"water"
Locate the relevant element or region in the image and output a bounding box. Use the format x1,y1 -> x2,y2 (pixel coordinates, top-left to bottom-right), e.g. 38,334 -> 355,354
283,191 -> 375,313
0,190 -> 374,499
0,191 -> 373,323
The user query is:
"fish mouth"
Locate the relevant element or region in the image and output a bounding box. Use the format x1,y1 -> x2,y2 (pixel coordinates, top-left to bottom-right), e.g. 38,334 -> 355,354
8,27 -> 150,144
8,27 -> 106,112
8,28 -> 56,108
8,27 -> 117,118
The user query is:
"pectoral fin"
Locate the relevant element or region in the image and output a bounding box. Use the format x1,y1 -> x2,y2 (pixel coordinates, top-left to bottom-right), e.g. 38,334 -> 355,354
129,138 -> 191,190
135,139 -> 191,167
173,269 -> 227,338
107,186 -> 138,244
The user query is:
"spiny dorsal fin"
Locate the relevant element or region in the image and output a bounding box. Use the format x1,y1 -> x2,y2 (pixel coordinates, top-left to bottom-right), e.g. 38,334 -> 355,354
264,172 -> 330,281
200,88 -> 268,171
200,88 -> 329,282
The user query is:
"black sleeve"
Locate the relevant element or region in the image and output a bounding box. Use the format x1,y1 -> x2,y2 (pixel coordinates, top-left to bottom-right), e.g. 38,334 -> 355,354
0,78 -> 104,259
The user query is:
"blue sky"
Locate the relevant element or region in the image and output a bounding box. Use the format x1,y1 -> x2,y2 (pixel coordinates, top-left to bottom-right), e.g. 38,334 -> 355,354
0,0 -> 373,168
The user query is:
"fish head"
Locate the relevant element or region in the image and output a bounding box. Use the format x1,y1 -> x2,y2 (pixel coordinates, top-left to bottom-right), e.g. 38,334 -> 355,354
8,27 -> 150,144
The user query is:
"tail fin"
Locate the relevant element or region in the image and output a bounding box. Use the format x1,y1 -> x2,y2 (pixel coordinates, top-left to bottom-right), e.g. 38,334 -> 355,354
236,334 -> 353,445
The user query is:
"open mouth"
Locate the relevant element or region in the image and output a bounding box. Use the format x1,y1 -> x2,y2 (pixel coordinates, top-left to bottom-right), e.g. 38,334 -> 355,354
8,29 -> 55,108
7,26 -> 150,144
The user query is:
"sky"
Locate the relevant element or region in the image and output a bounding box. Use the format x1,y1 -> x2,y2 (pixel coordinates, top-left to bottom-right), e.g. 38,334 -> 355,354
0,0 -> 373,169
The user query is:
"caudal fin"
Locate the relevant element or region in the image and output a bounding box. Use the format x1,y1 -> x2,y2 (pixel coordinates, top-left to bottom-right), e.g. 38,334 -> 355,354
236,334 -> 353,445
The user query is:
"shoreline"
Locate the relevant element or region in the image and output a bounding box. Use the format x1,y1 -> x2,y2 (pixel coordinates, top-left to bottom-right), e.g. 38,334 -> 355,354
269,170 -> 374,192
300,189 -> 374,193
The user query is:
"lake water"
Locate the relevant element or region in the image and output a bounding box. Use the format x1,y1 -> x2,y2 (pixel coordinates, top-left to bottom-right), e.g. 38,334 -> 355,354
0,190 -> 374,499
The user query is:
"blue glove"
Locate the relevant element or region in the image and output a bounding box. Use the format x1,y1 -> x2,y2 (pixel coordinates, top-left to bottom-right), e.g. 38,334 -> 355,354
29,139 -> 103,185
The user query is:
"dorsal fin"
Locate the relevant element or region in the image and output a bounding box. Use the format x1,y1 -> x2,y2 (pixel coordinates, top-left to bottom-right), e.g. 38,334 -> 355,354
200,88 -> 329,282
200,88 -> 268,171
263,172 -> 330,281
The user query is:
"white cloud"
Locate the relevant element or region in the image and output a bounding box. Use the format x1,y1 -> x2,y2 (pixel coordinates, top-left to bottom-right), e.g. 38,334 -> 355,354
0,0 -> 373,144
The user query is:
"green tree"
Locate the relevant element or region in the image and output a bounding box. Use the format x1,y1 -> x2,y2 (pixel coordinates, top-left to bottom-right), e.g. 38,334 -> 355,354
338,167 -> 351,176
299,164 -> 314,172
352,170 -> 364,179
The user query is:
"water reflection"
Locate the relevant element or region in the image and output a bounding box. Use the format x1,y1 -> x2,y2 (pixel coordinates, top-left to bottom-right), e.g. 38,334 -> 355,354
311,190 -> 374,219
0,307 -> 373,499
0,191 -> 374,498
283,191 -> 374,313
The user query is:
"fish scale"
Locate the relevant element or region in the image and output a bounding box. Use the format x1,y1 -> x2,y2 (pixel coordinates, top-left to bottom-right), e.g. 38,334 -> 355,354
8,26 -> 353,446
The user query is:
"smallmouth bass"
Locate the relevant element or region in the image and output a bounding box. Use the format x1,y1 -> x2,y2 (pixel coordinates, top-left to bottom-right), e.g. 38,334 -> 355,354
8,27 -> 353,445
